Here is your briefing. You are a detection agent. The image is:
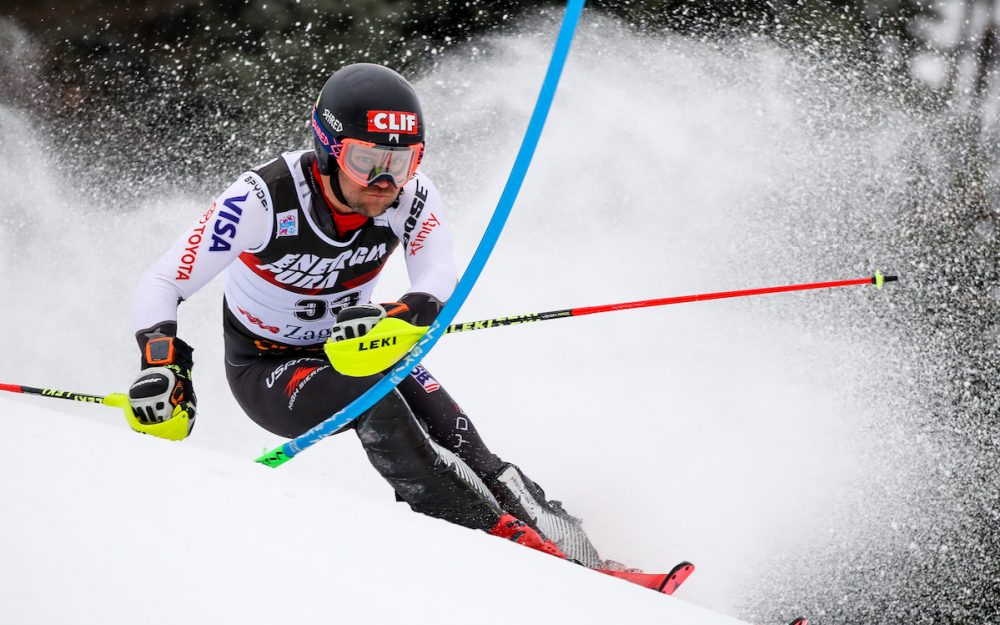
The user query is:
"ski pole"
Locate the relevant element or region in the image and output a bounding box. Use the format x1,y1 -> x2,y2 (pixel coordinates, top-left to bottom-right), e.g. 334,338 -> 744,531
326,272 -> 898,376
0,382 -> 134,413
0,382 -> 137,426
0,383 -> 111,405
444,272 -> 898,334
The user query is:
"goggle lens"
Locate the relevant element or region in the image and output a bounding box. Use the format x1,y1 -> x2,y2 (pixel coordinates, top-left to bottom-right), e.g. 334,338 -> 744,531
339,140 -> 421,187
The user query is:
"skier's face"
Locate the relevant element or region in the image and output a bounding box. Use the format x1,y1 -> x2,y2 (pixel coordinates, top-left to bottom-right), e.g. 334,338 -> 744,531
337,169 -> 399,217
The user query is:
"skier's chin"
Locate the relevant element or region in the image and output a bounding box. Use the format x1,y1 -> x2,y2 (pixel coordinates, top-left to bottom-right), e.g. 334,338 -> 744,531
348,197 -> 392,217
356,203 -> 390,217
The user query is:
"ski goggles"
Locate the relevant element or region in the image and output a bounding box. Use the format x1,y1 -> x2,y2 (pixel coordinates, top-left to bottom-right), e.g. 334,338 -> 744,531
336,138 -> 423,188
312,108 -> 423,188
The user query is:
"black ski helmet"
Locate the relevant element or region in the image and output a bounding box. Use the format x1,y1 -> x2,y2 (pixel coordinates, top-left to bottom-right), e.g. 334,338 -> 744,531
312,63 -> 425,177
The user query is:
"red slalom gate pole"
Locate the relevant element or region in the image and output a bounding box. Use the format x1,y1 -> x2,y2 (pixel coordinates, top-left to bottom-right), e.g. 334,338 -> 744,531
444,273 -> 897,334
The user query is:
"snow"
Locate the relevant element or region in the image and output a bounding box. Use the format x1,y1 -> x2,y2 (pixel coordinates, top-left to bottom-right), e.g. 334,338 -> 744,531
1,395 -> 746,625
0,14 -> 938,624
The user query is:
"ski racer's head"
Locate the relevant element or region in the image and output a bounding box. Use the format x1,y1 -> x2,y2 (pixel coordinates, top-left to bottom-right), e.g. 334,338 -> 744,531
311,63 -> 425,215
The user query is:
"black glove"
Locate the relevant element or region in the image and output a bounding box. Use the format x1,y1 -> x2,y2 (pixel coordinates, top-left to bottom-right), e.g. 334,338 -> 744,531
330,293 -> 444,343
127,334 -> 197,440
386,292 -> 444,326
330,304 -> 386,341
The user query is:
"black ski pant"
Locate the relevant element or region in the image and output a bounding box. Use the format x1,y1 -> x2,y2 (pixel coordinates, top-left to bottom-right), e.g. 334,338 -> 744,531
224,344 -> 507,530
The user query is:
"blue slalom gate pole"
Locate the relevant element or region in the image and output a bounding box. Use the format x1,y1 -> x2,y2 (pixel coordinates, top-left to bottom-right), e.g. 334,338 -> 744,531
257,0 -> 588,467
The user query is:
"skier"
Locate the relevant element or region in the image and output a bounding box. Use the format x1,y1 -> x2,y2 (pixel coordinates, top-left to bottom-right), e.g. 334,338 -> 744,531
126,63 -> 603,567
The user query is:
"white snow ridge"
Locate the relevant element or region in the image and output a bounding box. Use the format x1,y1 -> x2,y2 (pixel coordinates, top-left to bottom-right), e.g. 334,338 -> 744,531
1,396 -> 748,625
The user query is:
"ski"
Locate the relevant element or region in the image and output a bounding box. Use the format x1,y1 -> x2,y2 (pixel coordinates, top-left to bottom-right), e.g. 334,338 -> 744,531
596,560 -> 695,595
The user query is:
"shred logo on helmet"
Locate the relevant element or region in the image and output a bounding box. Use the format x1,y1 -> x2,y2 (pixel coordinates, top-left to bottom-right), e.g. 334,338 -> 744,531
322,109 -> 343,132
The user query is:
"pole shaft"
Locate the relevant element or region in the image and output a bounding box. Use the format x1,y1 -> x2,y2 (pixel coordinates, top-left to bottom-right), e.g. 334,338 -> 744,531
571,278 -> 873,317
0,383 -> 106,404
444,277 -> 885,335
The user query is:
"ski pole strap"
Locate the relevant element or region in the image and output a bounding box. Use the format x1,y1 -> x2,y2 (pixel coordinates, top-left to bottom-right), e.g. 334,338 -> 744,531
254,0 -> 588,469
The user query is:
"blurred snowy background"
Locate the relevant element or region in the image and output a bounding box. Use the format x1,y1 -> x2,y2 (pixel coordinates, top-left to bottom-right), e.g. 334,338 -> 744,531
2,2 -> 999,623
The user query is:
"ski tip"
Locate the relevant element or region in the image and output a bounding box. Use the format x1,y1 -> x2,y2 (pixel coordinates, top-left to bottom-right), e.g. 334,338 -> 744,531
789,617 -> 809,625
659,561 -> 695,595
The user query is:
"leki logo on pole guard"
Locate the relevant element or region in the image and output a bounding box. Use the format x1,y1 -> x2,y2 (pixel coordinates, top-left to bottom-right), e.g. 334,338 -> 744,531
367,110 -> 418,134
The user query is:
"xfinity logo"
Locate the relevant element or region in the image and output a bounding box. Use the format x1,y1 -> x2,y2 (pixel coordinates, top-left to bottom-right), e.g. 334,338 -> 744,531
408,213 -> 440,256
367,110 -> 418,134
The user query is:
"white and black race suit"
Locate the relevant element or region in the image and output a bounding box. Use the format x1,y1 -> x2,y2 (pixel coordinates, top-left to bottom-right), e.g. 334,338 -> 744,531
131,150 -> 601,564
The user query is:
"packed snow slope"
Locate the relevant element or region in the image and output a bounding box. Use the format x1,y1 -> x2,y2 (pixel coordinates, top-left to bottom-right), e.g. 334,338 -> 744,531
0,10 -> 966,625
1,396 -> 745,625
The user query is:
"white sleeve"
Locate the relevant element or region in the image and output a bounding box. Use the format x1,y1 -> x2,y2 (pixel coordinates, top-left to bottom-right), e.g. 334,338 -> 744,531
132,172 -> 273,334
388,174 -> 458,303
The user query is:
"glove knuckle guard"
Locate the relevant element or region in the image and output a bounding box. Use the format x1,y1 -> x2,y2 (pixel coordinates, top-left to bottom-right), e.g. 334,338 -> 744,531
129,367 -> 177,424
331,304 -> 386,342
336,303 -> 386,323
